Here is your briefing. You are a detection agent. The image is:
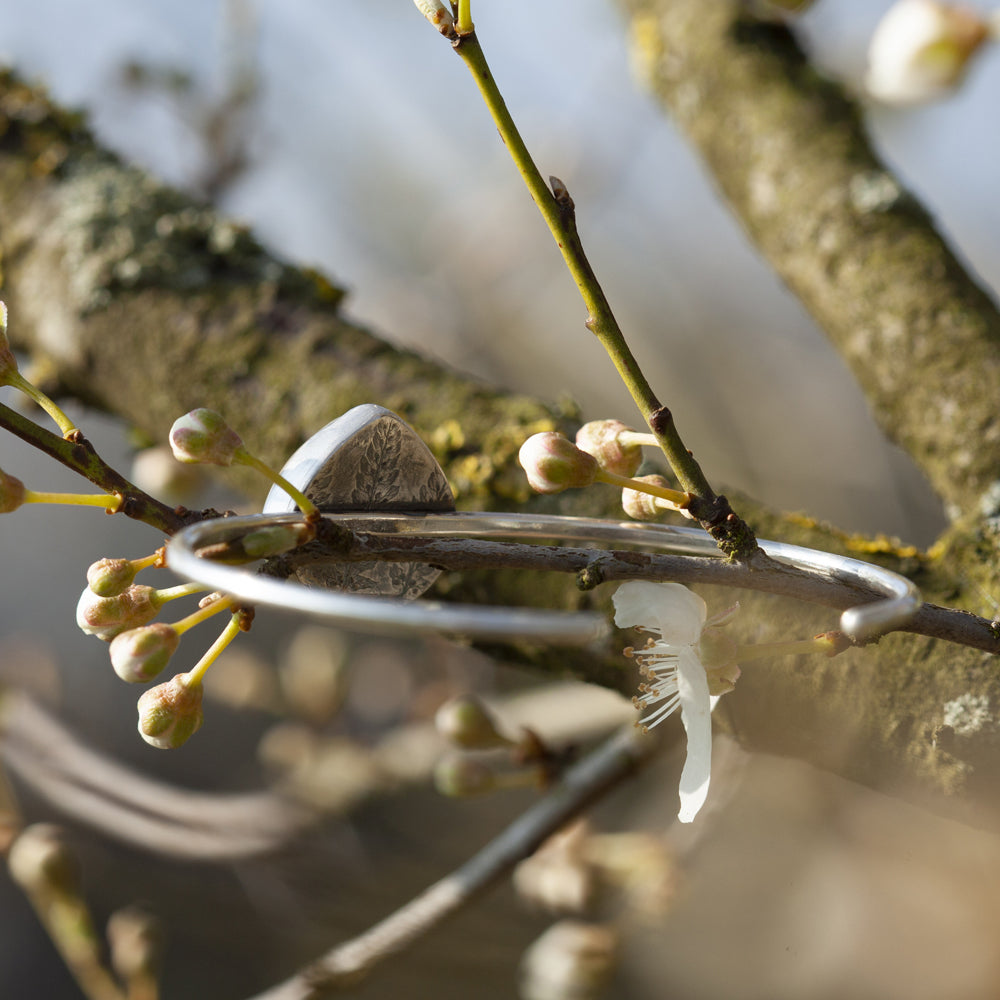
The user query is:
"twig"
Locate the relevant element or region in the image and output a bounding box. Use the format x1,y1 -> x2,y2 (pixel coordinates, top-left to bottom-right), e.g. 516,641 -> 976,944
268,531 -> 1000,654
448,27 -> 759,559
247,724 -> 653,998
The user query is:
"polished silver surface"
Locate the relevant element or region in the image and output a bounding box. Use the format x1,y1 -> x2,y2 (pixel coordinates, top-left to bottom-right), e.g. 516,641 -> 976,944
262,404 -> 453,598
166,511 -> 921,644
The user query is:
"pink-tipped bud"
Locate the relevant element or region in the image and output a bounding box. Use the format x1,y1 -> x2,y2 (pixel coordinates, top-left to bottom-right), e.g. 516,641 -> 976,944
110,624 -> 180,683
76,584 -> 162,641
87,557 -> 138,597
0,468 -> 26,513
518,433 -> 598,495
433,754 -> 497,797
575,420 -> 642,478
168,409 -> 243,466
7,823 -> 80,896
435,695 -> 510,750
137,673 -> 204,749
621,475 -> 672,521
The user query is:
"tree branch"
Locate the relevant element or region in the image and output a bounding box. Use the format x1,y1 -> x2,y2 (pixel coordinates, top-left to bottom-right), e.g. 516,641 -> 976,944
617,0 -> 1000,519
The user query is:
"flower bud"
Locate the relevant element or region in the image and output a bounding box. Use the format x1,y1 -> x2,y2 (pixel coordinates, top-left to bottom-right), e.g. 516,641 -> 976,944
0,468 -> 26,513
866,0 -> 988,104
413,0 -> 456,35
169,408 -> 243,465
433,754 -> 497,797
76,584 -> 161,641
621,474 -> 672,520
519,920 -> 619,1000
86,557 -> 138,597
107,905 -> 163,981
110,624 -> 180,683
7,823 -> 80,896
513,820 -> 594,914
137,673 -> 204,749
435,695 -> 511,749
518,433 -> 598,495
574,420 -> 642,478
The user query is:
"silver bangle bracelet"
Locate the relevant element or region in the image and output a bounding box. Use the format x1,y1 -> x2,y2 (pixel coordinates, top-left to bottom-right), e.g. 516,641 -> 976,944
165,406 -> 921,645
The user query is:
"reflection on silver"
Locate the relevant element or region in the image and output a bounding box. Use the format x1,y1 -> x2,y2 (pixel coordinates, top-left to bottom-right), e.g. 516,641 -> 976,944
166,511 -> 921,645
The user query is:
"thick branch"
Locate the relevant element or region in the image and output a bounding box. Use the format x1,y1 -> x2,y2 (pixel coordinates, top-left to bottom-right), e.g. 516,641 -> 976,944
617,0 -> 1000,518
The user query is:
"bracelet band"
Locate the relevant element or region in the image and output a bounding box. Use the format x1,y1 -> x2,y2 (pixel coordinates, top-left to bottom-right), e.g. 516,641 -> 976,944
165,510 -> 921,645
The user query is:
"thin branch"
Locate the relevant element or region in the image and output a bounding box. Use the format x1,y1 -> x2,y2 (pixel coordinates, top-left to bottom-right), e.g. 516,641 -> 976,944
247,725 -> 653,998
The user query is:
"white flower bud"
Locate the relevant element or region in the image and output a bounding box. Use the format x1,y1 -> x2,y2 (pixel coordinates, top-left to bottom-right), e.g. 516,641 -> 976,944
76,584 -> 162,641
87,557 -> 138,597
574,420 -> 642,478
169,408 -> 243,466
7,823 -> 79,896
519,921 -> 619,1000
137,673 -> 204,749
621,474 -> 671,520
866,0 -> 989,104
109,624 -> 180,683
107,905 -> 163,981
435,695 -> 511,749
518,433 -> 599,495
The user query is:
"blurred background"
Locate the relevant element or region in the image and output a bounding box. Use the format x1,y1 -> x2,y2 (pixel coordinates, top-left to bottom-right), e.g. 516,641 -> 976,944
2,1 -> 1000,997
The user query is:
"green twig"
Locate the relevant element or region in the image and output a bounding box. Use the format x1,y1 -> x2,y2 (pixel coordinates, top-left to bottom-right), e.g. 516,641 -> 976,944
449,28 -> 761,560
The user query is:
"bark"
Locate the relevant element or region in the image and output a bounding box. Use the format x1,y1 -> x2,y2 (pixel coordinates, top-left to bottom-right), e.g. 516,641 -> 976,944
2,65 -> 1000,825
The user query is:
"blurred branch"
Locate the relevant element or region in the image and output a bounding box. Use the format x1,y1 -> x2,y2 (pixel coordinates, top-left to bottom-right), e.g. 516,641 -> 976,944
617,0 -> 1000,520
249,725 -> 652,999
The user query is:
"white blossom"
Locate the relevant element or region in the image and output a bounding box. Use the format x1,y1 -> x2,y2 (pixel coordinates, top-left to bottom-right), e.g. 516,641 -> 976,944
613,581 -> 739,823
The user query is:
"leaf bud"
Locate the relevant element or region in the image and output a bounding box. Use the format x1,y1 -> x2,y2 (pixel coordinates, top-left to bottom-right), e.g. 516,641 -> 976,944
110,623 -> 180,683
169,408 -> 243,466
76,584 -> 162,641
518,433 -> 598,495
137,673 -> 204,749
574,420 -> 642,478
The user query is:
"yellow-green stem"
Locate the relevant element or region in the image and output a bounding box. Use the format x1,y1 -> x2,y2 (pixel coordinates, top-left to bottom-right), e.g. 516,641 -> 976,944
24,489 -> 122,511
154,582 -> 207,605
617,431 -> 659,449
5,370 -> 78,438
235,449 -> 319,518
171,595 -> 237,636
187,616 -> 241,686
452,32 -> 717,501
456,0 -> 473,34
596,469 -> 688,507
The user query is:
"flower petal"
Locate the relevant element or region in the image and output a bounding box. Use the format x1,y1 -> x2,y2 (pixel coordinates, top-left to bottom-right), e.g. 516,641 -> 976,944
612,581 -> 706,644
675,646 -> 712,823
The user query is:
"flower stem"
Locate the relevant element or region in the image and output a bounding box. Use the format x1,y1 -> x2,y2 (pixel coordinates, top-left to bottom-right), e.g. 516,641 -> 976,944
24,489 -> 123,511
186,616 -> 242,686
154,582 -> 207,605
233,448 -> 320,519
596,469 -> 688,508
455,0 -> 473,34
734,635 -> 837,664
451,31 -> 717,501
4,370 -> 78,438
171,595 -> 237,636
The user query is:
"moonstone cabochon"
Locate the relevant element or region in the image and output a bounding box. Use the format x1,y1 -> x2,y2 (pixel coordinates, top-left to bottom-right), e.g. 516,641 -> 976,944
263,405 -> 454,598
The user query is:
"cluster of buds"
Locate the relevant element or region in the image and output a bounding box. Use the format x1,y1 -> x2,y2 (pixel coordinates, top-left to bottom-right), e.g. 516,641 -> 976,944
76,550 -> 242,748
866,0 -> 995,104
518,420 -> 691,520
432,695 -> 554,797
